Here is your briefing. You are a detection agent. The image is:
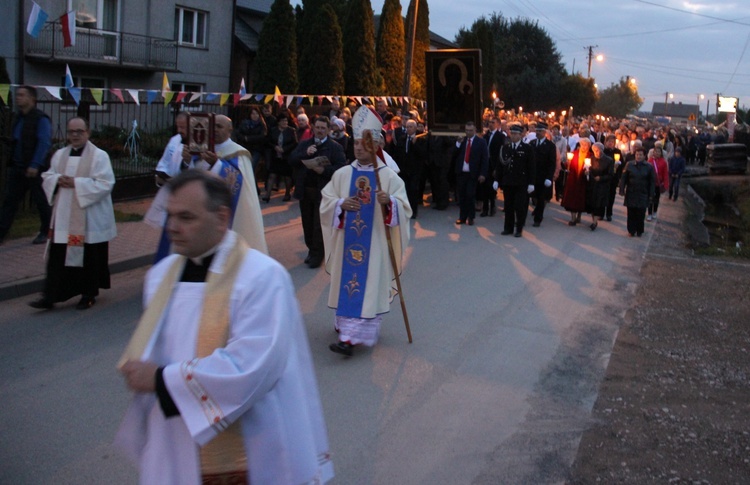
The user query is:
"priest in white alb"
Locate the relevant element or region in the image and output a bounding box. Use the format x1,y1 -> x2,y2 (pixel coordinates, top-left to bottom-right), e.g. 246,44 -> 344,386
30,117 -> 116,310
320,106 -> 412,356
116,169 -> 333,484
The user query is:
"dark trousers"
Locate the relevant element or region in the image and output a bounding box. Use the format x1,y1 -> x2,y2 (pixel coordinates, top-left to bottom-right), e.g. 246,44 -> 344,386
502,185 -> 529,232
456,172 -> 478,222
400,171 -> 422,218
478,177 -> 496,215
531,186 -> 550,223
605,177 -> 620,219
627,207 -> 646,236
420,163 -> 449,209
300,187 -> 324,261
648,190 -> 662,216
45,242 -> 111,302
554,170 -> 567,201
0,166 -> 51,240
669,175 -> 682,200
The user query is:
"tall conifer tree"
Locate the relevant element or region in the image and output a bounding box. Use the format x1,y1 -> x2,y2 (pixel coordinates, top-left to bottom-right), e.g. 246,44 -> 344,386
298,4 -> 345,94
376,0 -> 405,95
255,0 -> 298,93
343,0 -> 381,95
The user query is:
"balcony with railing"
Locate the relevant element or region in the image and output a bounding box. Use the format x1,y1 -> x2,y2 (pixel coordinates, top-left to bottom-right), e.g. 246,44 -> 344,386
26,23 -> 178,71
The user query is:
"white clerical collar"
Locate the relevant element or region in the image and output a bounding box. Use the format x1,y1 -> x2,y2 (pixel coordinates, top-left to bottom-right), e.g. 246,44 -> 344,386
189,230 -> 236,270
214,139 -> 232,153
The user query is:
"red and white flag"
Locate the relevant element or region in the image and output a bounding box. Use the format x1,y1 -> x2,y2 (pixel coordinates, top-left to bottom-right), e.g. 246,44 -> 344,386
60,10 -> 76,47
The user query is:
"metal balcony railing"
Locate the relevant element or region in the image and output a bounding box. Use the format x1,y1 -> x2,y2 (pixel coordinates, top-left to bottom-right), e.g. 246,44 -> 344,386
26,23 -> 178,71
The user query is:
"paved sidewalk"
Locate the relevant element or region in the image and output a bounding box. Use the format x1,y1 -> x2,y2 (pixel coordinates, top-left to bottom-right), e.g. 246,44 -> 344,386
0,193 -> 302,302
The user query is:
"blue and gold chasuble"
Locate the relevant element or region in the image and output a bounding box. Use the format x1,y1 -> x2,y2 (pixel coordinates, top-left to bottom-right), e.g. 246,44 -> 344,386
336,168 -> 378,318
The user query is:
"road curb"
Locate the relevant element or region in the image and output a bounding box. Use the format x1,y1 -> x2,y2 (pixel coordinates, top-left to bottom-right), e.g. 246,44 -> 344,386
0,253 -> 154,303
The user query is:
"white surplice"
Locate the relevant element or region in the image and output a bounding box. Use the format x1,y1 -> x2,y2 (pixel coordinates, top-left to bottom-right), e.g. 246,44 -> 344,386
115,231 -> 333,484
41,143 -> 117,244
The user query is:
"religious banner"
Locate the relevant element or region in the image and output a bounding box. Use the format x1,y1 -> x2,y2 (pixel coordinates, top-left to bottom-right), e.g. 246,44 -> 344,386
425,49 -> 483,136
188,113 -> 215,155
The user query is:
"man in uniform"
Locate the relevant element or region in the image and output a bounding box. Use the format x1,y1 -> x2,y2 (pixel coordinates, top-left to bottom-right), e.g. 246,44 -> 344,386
530,122 -> 557,227
116,170 -> 333,483
495,124 -> 536,237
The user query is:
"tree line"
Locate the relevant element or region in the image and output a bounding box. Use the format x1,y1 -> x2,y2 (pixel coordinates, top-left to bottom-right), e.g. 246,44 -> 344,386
254,2 -> 643,117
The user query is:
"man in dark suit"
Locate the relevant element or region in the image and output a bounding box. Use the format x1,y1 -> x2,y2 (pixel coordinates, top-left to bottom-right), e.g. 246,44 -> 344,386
530,122 -> 557,227
394,119 -> 428,219
452,121 -> 488,226
289,116 -> 346,268
480,116 -> 505,217
496,124 -> 536,237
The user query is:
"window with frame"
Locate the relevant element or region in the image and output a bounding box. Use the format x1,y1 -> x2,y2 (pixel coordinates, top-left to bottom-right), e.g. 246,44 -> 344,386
171,82 -> 205,111
174,7 -> 207,48
60,76 -> 108,110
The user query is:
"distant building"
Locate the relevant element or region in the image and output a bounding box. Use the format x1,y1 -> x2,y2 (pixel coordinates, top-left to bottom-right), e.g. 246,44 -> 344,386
651,102 -> 701,125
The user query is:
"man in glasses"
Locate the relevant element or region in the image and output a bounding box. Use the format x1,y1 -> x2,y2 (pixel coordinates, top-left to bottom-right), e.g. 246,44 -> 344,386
29,117 -> 116,310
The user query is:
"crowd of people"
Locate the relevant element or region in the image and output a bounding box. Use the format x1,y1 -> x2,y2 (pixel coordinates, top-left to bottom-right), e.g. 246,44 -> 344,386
227,99 -> 708,239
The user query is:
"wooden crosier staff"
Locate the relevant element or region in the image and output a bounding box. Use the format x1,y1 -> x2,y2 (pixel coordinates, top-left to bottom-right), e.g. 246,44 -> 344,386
368,133 -> 413,343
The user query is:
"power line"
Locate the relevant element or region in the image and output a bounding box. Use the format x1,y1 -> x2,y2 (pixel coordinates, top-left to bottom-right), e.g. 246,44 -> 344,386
631,0 -> 750,27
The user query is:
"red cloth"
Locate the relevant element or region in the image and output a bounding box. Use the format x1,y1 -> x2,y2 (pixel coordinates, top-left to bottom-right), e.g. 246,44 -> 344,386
562,148 -> 588,213
649,157 -> 669,191
464,137 -> 472,163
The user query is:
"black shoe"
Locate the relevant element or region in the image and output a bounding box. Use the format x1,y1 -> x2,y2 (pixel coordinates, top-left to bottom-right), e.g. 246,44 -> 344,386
455,219 -> 465,225
532,221 -> 541,227
636,232 -> 643,237
262,196 -> 270,203
514,230 -> 523,237
489,207 -> 496,216
501,230 -> 513,236
32,233 -> 48,245
29,297 -> 54,309
467,218 -> 474,226
76,296 -> 96,310
568,220 -> 577,226
590,222 -> 598,231
329,341 -> 353,356
282,194 -> 291,202
479,211 -> 488,217
606,216 -> 612,222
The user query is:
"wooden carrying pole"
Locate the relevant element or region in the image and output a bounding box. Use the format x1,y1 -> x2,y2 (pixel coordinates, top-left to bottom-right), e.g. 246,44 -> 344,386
372,156 -> 413,343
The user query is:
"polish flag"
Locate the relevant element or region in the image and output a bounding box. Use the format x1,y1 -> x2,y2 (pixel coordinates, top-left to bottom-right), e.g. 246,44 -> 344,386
60,10 -> 76,47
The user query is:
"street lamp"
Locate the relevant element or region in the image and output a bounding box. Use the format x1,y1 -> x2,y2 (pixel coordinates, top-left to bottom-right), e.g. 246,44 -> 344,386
697,93 -> 705,118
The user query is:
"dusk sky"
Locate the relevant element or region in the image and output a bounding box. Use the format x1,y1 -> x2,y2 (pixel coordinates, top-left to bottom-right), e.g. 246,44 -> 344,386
299,0 -> 750,114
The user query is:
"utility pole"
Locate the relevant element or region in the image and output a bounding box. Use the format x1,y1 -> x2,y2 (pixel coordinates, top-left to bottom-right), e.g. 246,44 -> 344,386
402,0 -> 419,97
585,45 -> 598,78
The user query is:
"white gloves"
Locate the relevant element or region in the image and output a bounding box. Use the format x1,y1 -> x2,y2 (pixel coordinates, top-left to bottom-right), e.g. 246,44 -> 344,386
544,179 -> 552,187
527,185 -> 535,194
492,181 -> 499,191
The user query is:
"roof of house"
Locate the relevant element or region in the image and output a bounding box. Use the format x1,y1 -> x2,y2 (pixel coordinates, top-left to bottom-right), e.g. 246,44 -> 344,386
651,102 -> 701,118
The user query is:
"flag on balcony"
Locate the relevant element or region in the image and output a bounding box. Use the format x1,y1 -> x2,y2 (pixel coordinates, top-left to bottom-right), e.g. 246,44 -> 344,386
26,2 -> 49,38
64,64 -> 75,89
239,78 -> 246,96
60,10 -> 76,47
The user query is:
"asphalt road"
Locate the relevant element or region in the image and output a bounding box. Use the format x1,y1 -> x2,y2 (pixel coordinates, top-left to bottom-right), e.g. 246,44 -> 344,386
0,197 -> 651,484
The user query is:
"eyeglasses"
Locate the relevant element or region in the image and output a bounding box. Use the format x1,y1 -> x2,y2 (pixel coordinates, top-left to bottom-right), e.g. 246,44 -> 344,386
67,129 -> 86,135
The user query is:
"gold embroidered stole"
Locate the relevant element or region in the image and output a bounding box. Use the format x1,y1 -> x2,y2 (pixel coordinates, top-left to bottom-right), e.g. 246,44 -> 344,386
54,141 -> 96,267
118,235 -> 250,476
